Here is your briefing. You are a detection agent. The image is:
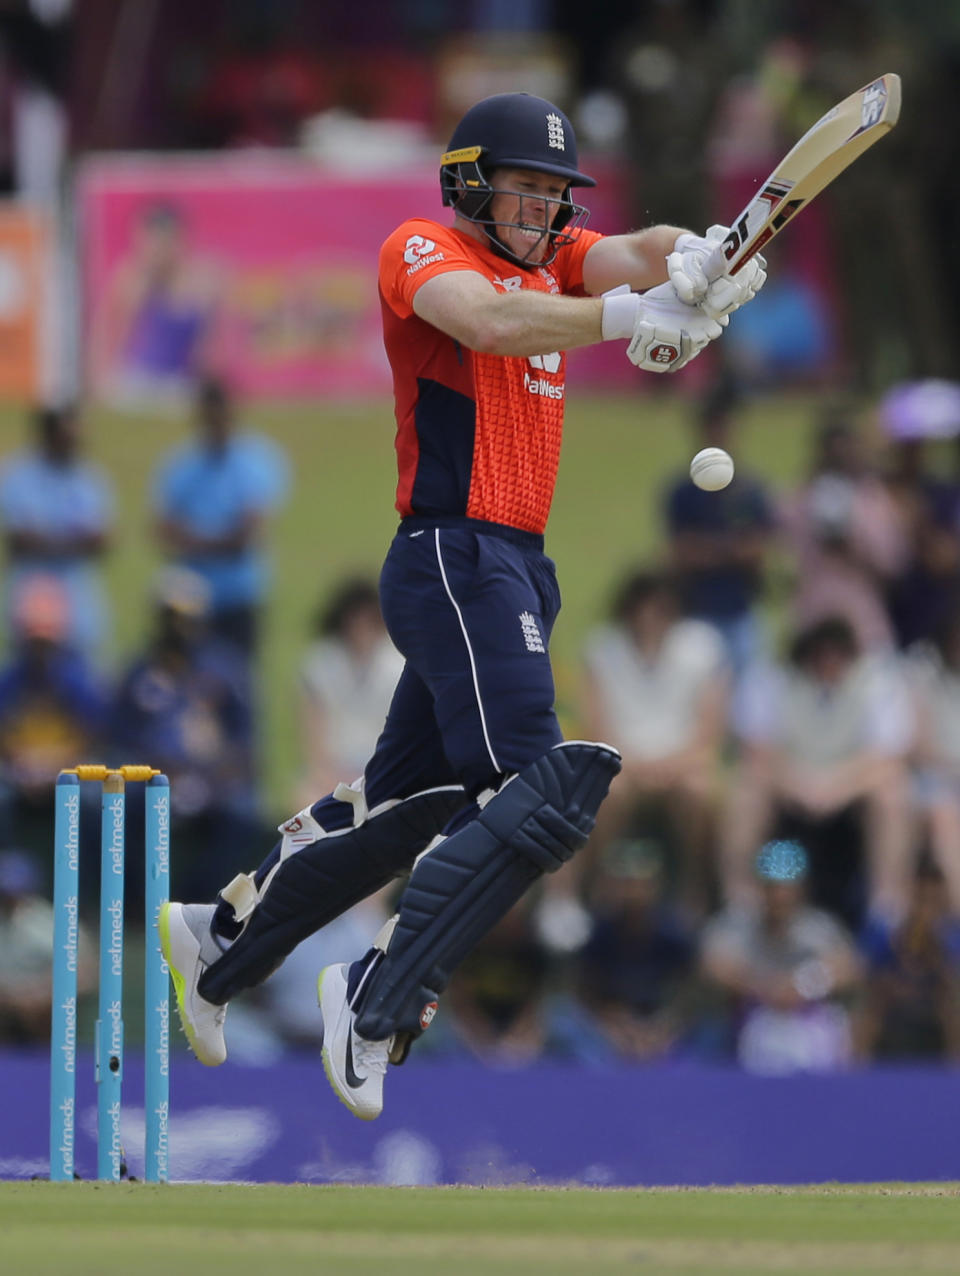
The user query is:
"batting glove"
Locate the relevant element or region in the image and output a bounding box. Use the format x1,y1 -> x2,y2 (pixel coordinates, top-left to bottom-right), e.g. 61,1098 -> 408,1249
667,224 -> 767,320
601,282 -> 727,374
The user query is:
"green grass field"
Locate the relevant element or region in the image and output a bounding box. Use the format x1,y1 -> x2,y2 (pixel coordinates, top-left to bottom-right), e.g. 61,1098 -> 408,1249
3,1181 -> 960,1275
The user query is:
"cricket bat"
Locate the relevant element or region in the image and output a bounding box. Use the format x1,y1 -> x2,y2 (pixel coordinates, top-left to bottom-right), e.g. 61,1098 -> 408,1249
708,72 -> 901,278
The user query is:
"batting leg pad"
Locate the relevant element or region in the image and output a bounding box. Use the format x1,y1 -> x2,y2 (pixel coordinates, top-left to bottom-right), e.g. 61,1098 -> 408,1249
197,785 -> 465,1005
355,741 -> 621,1042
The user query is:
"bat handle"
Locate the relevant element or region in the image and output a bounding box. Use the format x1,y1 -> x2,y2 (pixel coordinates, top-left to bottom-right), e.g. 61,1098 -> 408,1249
702,243 -> 729,283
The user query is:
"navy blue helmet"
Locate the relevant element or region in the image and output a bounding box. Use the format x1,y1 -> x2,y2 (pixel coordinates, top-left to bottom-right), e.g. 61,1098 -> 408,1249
440,93 -> 596,267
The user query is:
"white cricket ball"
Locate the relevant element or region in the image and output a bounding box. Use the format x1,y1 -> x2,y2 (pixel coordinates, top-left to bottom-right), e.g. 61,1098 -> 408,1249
690,446 -> 735,491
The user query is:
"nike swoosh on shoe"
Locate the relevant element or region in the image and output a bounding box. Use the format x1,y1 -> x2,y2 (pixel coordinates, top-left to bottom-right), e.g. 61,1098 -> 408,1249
344,1030 -> 365,1089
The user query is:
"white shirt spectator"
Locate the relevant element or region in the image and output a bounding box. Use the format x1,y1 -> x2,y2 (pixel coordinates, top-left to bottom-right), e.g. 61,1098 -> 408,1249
702,902 -> 861,1074
583,618 -> 727,759
301,634 -> 404,778
905,643 -> 960,771
733,653 -> 914,766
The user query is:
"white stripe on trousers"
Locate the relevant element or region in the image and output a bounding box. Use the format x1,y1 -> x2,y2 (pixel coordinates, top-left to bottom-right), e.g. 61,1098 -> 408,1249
434,528 -> 500,776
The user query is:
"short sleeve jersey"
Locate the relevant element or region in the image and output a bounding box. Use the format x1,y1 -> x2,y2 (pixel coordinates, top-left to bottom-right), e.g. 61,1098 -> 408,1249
379,218 -> 603,535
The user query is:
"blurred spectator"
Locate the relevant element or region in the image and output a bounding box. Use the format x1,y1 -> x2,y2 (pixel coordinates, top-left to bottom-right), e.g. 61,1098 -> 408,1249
193,25 -> 328,149
250,577 -> 402,1047
109,567 -> 262,901
296,576 -> 403,807
663,382 -> 776,677
153,377 -> 289,663
721,272 -> 833,385
0,404 -> 114,662
779,413 -> 907,652
805,37 -> 958,383
91,201 -> 225,405
722,616 -> 915,930
903,604 -> 960,914
577,838 -> 698,1061
880,380 -> 960,649
443,896 -> 605,1066
0,848 -> 93,1045
856,864 -> 960,1063
0,4 -> 70,205
580,569 -> 729,918
0,576 -> 108,860
599,1 -> 726,230
701,839 -> 863,1074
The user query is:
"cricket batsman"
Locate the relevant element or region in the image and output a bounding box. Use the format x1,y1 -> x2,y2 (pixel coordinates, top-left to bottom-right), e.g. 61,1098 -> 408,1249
160,91 -> 765,1118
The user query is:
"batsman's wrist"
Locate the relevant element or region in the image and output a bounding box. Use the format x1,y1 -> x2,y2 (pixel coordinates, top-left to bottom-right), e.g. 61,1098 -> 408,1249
672,230 -> 700,253
601,290 -> 641,341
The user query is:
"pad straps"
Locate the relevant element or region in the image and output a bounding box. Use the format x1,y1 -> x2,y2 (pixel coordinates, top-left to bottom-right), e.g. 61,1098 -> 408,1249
355,742 -> 621,1042
197,785 -> 464,1004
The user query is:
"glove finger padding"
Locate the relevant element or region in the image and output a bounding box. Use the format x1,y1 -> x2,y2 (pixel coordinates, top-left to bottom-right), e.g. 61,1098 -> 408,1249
666,248 -> 708,306
627,321 -> 709,373
668,222 -> 769,319
627,319 -> 685,372
701,253 -> 767,320
667,224 -> 730,304
626,282 -> 725,372
602,281 -> 726,374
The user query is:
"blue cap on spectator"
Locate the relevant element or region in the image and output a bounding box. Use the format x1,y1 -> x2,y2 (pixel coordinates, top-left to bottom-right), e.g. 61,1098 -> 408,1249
755,839 -> 808,883
0,849 -> 41,896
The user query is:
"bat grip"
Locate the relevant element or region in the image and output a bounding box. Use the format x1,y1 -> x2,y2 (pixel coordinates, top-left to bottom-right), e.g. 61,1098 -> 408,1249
702,243 -> 728,283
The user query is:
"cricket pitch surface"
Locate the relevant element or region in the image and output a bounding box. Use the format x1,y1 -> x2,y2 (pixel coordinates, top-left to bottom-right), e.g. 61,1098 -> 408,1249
3,1181 -> 959,1275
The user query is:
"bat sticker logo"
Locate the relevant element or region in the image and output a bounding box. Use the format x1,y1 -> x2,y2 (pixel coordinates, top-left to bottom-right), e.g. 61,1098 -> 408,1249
860,79 -> 888,130
722,181 -> 794,261
772,198 -> 805,230
760,181 -> 793,207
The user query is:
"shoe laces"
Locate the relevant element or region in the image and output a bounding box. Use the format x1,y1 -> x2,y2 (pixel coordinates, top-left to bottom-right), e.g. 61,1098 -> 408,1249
352,1030 -> 390,1077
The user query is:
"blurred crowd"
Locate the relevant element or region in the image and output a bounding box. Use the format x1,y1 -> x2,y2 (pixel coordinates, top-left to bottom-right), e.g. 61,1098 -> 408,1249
4,374 -> 960,1074
0,378 -> 288,908
0,0 -> 957,1072
0,3 -> 955,392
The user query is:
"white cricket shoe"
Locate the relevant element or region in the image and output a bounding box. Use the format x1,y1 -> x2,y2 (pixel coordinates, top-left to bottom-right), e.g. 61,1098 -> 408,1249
159,901 -> 228,1066
318,962 -> 391,1121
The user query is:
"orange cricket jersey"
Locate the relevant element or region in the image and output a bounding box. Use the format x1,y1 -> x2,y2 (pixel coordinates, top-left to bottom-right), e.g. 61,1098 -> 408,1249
379,218 -> 604,535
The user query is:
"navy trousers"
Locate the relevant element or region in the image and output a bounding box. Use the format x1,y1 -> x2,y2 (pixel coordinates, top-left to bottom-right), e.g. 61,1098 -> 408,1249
238,515 -> 563,900
364,516 -> 563,805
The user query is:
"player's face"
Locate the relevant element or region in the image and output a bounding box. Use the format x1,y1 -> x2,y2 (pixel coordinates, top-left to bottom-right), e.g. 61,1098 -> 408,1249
488,168 -> 569,264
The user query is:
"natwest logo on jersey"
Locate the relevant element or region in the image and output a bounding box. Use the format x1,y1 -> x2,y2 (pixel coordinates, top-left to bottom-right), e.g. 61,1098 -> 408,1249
404,234 -> 444,274
524,372 -> 565,399
529,352 -> 561,373
403,234 -> 435,264
537,266 -> 560,294
524,352 -> 564,398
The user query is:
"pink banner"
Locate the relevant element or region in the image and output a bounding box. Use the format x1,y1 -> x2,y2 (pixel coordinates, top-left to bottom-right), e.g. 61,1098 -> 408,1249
79,152 -> 633,403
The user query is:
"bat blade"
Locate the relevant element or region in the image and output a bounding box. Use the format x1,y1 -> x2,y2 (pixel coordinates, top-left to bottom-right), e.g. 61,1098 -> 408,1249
716,72 -> 901,276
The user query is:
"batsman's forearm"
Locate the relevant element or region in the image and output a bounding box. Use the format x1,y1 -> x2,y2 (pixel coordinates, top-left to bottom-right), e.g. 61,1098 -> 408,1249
466,290 -> 604,356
